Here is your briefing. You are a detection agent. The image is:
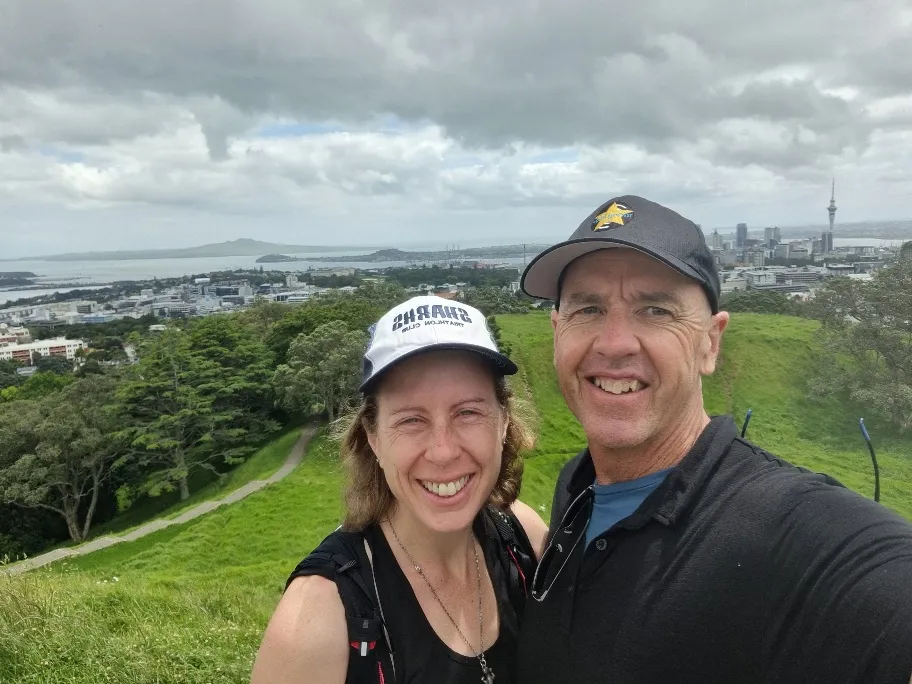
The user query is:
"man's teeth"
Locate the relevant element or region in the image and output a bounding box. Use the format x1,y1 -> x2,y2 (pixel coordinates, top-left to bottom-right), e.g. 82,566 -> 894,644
421,476 -> 470,498
593,378 -> 643,395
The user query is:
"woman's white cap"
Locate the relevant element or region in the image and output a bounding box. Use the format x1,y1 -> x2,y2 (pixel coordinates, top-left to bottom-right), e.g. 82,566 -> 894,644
360,295 -> 518,393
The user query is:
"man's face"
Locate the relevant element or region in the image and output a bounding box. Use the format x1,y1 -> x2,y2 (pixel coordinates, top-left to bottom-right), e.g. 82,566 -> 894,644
551,248 -> 728,454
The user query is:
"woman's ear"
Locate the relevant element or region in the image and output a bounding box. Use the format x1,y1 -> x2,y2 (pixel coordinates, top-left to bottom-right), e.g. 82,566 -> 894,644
365,422 -> 380,467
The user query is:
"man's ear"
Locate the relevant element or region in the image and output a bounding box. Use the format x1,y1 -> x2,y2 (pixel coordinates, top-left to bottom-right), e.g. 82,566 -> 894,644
551,308 -> 560,367
700,311 -> 730,375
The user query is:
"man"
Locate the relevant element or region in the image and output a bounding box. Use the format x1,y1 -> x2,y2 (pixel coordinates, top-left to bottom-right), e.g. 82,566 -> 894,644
515,195 -> 912,683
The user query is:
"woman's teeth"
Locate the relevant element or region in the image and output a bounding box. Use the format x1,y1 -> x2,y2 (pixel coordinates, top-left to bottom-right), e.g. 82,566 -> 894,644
421,475 -> 470,498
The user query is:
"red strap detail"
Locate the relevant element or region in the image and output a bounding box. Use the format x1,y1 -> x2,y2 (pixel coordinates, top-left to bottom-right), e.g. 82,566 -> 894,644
507,546 -> 528,596
349,641 -> 377,652
377,661 -> 386,684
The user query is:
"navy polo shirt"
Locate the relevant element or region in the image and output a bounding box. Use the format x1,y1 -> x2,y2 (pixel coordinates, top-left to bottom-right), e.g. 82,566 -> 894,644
517,416 -> 912,684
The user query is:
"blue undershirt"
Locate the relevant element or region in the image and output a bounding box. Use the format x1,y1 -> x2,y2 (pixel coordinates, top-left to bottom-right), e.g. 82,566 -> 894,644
585,468 -> 674,547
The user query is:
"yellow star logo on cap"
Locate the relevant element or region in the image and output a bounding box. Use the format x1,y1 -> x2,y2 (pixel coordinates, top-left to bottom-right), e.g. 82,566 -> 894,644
592,202 -> 634,231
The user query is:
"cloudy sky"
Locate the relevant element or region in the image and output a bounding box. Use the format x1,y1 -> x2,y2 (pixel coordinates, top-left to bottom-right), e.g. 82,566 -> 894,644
2,0 -> 911,257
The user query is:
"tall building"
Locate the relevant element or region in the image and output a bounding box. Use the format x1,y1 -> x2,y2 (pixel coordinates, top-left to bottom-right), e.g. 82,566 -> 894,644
773,226 -> 781,243
824,179 -> 837,254
736,223 -> 748,247
764,226 -> 774,247
711,230 -> 723,249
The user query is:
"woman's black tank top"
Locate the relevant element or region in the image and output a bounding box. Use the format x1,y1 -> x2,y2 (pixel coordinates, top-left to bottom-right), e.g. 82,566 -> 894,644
363,516 -> 520,684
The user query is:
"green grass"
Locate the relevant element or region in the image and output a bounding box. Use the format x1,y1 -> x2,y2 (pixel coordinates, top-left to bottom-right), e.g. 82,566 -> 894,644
2,312 -> 911,683
0,435 -> 343,684
500,311 -> 912,522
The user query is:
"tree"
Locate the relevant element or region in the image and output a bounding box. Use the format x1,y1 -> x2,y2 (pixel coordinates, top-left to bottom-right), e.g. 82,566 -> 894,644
266,299 -> 377,364
36,354 -> 74,375
805,263 -> 912,432
237,299 -> 291,336
117,319 -> 278,503
719,290 -> 800,315
352,281 -> 408,311
0,376 -> 124,542
460,287 -> 534,316
901,241 -> 912,264
485,315 -> 512,357
117,328 -> 223,502
0,372 -> 75,402
187,315 -> 279,446
75,359 -> 104,377
0,360 -> 23,391
273,320 -> 367,421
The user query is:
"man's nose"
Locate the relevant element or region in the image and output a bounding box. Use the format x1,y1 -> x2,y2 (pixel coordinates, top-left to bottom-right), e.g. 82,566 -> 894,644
591,310 -> 642,359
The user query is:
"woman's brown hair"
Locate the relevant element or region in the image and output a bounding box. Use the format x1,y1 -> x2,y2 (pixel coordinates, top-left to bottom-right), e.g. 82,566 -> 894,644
337,375 -> 535,531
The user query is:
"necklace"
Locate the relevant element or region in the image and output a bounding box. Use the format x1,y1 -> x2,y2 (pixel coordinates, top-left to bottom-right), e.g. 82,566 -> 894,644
386,518 -> 495,684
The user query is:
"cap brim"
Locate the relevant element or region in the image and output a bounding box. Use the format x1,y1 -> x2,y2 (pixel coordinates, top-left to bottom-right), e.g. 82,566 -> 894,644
521,237 -> 707,301
359,343 -> 518,393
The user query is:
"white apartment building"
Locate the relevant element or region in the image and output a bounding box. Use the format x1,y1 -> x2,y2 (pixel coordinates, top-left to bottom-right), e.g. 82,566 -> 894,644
0,337 -> 86,364
744,271 -> 776,287
0,323 -> 31,345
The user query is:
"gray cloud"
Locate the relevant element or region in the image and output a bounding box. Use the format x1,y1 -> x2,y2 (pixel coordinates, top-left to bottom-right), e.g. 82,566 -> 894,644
2,0 -> 909,156
0,0 -> 910,256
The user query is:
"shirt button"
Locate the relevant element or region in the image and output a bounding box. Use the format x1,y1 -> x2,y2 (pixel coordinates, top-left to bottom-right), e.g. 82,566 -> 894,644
595,539 -> 608,551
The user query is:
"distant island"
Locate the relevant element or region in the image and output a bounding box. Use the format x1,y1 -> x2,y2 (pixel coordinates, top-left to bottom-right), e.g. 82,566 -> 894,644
256,254 -> 310,264
1,239 -> 381,263
307,245 -> 550,263
0,272 -> 38,288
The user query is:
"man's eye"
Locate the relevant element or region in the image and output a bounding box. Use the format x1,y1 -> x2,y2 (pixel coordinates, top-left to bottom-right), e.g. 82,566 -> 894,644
642,306 -> 671,316
578,306 -> 600,315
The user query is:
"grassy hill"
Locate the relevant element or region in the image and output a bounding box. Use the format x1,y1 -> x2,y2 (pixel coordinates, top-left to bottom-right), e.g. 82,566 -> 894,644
2,312 -> 910,683
500,312 -> 912,520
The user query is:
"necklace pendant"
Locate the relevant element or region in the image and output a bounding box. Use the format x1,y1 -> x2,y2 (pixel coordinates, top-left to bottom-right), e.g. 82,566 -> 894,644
481,666 -> 495,684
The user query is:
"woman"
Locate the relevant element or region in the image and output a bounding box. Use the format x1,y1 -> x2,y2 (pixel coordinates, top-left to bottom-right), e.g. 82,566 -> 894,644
251,295 -> 547,684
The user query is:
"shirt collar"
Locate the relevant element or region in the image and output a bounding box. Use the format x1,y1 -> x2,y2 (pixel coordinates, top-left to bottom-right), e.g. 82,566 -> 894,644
564,415 -> 739,527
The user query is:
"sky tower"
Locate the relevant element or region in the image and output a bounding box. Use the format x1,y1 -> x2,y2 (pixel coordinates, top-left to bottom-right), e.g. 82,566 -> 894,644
821,179 -> 836,254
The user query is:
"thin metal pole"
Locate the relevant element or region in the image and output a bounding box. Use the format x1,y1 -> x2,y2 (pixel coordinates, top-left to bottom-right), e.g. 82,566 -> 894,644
740,408 -> 753,438
859,418 -> 881,503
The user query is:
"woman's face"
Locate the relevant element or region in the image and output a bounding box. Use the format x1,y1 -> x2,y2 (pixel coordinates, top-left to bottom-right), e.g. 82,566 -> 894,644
368,350 -> 508,534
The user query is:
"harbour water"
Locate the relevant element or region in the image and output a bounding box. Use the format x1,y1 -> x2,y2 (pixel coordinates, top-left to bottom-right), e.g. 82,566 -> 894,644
0,237 -> 904,307
0,252 -> 533,306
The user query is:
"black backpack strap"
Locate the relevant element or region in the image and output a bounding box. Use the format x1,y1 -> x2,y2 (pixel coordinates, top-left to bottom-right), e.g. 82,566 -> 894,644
286,530 -> 397,684
484,505 -> 537,617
